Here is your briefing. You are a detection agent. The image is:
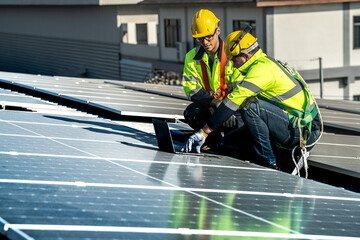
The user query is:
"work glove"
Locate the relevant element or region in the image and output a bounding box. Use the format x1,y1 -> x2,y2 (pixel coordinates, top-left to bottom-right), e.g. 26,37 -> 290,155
223,115 -> 237,128
181,129 -> 208,153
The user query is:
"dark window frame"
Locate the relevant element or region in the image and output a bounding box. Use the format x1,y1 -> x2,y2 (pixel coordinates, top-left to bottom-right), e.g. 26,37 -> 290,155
164,18 -> 181,48
232,20 -> 256,36
136,23 -> 148,45
354,16 -> 360,49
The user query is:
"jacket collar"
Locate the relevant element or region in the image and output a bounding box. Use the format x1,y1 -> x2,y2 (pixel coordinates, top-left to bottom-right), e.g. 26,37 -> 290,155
193,36 -> 223,61
238,48 -> 266,73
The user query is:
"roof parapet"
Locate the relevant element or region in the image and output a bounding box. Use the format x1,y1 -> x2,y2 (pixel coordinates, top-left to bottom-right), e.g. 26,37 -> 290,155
257,0 -> 360,7
0,0 -> 142,6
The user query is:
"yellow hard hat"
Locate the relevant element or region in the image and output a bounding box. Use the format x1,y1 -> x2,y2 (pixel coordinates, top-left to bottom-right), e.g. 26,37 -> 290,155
191,9 -> 220,38
224,28 -> 258,60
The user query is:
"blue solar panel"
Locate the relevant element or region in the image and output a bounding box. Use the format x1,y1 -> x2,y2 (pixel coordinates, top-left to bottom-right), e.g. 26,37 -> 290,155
0,71 -> 360,240
0,102 -> 359,239
0,72 -> 188,120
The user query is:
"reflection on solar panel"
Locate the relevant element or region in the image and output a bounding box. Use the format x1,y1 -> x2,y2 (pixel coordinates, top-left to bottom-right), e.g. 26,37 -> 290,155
1,98 -> 360,240
105,80 -> 188,100
0,71 -> 360,239
0,71 -> 189,121
1,71 -> 360,181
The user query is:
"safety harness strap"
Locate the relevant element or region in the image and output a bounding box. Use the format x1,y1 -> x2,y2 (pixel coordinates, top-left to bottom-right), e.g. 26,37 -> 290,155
200,41 -> 228,100
266,57 -> 317,133
219,42 -> 227,98
265,57 -> 319,178
200,60 -> 211,93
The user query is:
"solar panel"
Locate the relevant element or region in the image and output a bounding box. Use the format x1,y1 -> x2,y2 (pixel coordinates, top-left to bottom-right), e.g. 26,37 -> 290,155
320,108 -> 360,133
104,80 -> 188,100
1,71 -> 360,181
309,132 -> 360,178
0,88 -> 47,105
0,87 -> 93,117
1,106 -> 360,240
0,71 -> 189,121
317,98 -> 360,114
0,76 -> 360,240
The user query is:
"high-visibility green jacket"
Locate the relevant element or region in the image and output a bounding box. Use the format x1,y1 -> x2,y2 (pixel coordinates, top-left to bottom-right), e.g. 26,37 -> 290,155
208,49 -> 318,131
182,40 -> 243,107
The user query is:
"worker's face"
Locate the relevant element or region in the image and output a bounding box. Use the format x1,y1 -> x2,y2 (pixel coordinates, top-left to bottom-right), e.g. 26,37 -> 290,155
232,53 -> 249,68
197,27 -> 220,54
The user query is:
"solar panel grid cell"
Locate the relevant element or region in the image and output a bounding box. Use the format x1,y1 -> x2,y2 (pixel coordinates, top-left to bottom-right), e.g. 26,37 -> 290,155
0,71 -> 360,240
0,73 -> 188,120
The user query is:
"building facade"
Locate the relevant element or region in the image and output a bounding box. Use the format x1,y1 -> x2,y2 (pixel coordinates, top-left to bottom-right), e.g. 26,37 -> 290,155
0,0 -> 359,100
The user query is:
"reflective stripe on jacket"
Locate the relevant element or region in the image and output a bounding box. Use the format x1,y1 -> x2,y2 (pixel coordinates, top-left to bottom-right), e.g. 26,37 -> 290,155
182,39 -> 243,106
224,49 -> 316,121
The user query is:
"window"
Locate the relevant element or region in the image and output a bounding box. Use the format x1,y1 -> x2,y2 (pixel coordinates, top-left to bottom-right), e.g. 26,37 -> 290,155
164,19 -> 181,48
354,95 -> 360,101
354,16 -> 360,49
233,20 -> 256,36
136,23 -> 148,45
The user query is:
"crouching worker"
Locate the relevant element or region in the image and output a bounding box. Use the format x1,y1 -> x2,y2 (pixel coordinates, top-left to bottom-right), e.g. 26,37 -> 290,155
182,26 -> 323,176
182,9 -> 243,134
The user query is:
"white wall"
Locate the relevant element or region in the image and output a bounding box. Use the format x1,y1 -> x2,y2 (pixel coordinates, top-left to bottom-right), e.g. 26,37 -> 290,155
117,7 -> 158,46
308,78 -> 360,100
349,78 -> 360,100
307,79 -> 346,100
126,22 -> 137,44
148,21 -> 158,45
273,4 -> 344,71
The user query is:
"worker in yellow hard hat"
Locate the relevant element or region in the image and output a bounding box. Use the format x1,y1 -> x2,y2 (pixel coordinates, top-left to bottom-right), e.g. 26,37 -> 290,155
182,9 -> 244,134
182,26 -> 323,176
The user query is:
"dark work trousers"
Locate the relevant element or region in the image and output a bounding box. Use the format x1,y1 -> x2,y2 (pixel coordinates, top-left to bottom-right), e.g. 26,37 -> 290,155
218,112 -> 257,161
239,99 -> 320,167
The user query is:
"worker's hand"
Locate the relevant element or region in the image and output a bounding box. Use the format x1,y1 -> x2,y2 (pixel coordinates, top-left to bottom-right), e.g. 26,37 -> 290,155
181,129 -> 208,153
223,115 -> 237,128
210,98 -> 222,108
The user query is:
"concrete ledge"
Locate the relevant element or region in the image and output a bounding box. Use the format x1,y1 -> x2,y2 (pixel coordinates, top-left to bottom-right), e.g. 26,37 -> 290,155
0,0 -> 141,5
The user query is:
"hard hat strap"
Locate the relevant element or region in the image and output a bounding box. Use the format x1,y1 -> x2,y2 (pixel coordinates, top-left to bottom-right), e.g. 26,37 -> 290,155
229,25 -> 252,52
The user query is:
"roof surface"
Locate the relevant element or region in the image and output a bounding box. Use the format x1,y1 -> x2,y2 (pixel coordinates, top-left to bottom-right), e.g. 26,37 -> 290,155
0,71 -> 360,240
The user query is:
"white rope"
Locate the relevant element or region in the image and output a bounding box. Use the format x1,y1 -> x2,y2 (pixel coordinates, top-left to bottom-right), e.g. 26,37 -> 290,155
291,146 -> 301,176
290,71 -> 324,178
296,71 -> 324,149
291,118 -> 310,177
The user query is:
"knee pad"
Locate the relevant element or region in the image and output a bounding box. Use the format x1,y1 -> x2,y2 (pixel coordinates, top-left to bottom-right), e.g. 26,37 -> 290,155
184,102 -> 211,130
241,96 -> 260,117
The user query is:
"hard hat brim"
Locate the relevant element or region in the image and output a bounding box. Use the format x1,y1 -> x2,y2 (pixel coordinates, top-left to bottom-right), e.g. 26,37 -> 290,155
192,26 -> 218,38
